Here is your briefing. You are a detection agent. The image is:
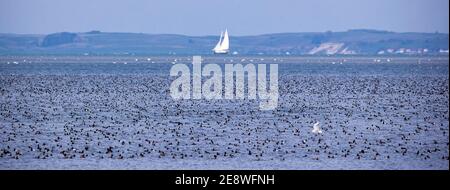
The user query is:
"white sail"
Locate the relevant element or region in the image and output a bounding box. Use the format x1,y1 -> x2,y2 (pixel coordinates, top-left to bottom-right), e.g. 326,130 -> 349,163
213,29 -> 229,54
213,31 -> 223,51
220,29 -> 229,51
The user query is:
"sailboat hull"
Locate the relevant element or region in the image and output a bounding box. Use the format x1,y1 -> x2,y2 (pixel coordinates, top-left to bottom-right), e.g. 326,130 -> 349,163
213,49 -> 229,54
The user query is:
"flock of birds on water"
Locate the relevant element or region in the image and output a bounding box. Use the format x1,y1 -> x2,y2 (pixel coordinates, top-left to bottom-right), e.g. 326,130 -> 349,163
0,57 -> 448,169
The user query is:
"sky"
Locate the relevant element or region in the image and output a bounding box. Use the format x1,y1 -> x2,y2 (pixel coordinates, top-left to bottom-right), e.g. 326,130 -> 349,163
0,0 -> 448,35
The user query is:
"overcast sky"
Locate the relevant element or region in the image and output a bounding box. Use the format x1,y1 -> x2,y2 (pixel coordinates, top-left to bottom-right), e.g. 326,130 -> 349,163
0,0 -> 448,35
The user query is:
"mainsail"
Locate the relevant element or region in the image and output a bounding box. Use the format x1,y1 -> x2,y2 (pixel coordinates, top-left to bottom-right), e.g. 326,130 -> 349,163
221,29 -> 229,50
213,29 -> 229,54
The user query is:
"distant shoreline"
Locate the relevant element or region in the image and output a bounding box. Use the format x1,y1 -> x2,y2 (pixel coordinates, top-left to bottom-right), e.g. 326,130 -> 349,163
1,29 -> 448,56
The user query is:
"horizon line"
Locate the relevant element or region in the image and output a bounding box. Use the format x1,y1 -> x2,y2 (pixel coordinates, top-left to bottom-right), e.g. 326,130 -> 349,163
1,28 -> 449,37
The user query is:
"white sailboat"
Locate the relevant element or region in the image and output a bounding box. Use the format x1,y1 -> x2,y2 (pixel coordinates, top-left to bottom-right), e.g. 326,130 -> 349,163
213,29 -> 229,54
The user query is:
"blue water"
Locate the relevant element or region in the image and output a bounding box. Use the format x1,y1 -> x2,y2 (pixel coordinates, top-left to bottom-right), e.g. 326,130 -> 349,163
0,58 -> 448,76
